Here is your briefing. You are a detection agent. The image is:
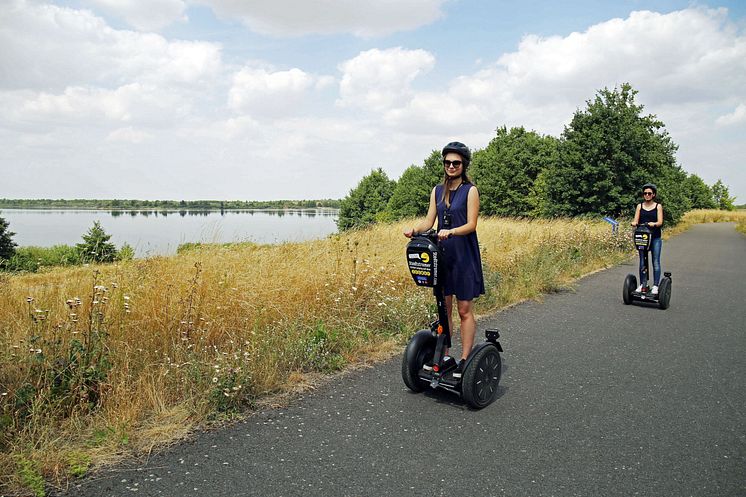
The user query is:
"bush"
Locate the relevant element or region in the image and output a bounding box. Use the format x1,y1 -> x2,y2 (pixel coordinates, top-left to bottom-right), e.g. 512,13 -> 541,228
116,243 -> 135,261
4,245 -> 81,272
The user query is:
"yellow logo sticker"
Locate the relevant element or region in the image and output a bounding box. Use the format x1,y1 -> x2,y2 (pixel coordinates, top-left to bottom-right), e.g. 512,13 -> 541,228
420,252 -> 430,263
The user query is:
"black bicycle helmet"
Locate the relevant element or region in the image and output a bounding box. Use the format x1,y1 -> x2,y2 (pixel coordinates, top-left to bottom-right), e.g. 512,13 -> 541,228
641,183 -> 657,194
442,141 -> 471,167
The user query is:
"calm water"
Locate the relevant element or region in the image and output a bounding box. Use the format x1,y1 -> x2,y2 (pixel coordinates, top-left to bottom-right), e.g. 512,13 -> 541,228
0,208 -> 339,257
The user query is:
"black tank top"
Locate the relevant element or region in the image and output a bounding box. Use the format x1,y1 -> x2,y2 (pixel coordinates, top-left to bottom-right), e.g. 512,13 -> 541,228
639,203 -> 661,239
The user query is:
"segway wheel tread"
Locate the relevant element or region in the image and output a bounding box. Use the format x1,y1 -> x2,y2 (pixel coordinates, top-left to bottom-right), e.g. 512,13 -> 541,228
462,346 -> 502,409
623,274 -> 636,305
401,331 -> 435,393
658,277 -> 672,310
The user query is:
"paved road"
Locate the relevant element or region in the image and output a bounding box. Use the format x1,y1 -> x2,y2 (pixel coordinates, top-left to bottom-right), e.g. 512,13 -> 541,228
63,223 -> 745,497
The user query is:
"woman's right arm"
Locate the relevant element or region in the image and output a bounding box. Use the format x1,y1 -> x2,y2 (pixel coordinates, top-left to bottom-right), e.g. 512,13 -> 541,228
631,204 -> 641,226
404,187 -> 438,238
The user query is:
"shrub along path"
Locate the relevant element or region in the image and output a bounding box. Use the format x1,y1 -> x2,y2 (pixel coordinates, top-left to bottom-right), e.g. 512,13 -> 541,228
59,222 -> 746,496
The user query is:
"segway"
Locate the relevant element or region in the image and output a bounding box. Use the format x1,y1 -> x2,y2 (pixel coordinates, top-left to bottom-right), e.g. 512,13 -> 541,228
623,225 -> 672,309
401,230 -> 503,409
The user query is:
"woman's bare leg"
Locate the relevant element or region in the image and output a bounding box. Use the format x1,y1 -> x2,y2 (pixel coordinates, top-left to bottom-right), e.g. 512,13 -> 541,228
444,295 -> 454,356
456,299 -> 476,360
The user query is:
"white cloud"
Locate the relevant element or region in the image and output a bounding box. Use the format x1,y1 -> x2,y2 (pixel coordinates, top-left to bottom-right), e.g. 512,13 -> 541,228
716,103 -> 746,126
83,0 -> 188,31
197,0 -> 446,37
0,1 -> 222,91
5,83 -> 192,133
107,126 -> 153,143
490,8 -> 746,109
337,47 -> 435,113
370,7 -> 746,139
228,66 -> 319,116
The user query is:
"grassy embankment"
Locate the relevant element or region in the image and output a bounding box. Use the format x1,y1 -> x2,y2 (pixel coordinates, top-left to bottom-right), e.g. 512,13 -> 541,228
0,215 -> 661,495
671,209 -> 746,236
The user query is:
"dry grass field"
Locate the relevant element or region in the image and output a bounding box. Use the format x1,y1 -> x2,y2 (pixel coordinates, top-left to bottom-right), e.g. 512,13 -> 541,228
4,213 -> 727,494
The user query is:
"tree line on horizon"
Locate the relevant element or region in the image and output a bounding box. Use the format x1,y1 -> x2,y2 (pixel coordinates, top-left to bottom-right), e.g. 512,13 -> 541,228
0,198 -> 341,210
337,83 -> 738,231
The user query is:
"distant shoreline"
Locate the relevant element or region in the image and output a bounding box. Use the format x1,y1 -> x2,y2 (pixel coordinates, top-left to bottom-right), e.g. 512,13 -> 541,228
0,206 -> 340,212
0,198 -> 341,210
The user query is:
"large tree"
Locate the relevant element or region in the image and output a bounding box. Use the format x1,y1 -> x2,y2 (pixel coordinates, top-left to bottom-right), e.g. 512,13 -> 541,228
385,150 -> 443,220
542,83 -> 679,218
470,126 -> 559,217
0,216 -> 17,262
655,164 -> 692,225
682,174 -> 716,209
337,168 -> 396,230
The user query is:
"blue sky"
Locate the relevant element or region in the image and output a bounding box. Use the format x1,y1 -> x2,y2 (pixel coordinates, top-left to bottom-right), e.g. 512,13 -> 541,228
1,0 -> 745,202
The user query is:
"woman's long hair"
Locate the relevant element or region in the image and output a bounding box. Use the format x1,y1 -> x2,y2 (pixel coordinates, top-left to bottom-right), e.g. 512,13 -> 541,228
440,168 -> 472,208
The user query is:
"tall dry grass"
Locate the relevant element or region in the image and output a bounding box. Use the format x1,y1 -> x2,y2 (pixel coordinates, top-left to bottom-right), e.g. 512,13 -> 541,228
670,209 -> 746,236
0,217 -> 630,494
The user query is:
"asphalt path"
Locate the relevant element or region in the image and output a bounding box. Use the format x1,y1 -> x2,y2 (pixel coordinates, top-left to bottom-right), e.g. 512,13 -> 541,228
62,223 -> 745,497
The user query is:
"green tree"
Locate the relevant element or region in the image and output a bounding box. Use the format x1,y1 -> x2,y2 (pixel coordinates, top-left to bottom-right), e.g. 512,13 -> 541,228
76,221 -> 118,263
542,83 -> 678,218
337,168 -> 396,230
385,151 -> 443,220
0,216 -> 17,263
655,165 -> 692,225
470,126 -> 559,217
711,179 -> 736,210
682,174 -> 716,209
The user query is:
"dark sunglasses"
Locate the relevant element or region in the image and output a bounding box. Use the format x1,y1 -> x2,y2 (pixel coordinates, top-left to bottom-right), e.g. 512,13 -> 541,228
443,160 -> 463,168
643,191 -> 654,196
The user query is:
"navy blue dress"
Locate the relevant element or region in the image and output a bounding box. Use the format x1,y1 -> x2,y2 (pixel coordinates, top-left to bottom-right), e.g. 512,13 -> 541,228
435,183 -> 485,300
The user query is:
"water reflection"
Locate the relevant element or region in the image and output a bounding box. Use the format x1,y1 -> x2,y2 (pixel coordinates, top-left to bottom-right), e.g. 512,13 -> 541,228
1,208 -> 340,257
107,208 -> 338,218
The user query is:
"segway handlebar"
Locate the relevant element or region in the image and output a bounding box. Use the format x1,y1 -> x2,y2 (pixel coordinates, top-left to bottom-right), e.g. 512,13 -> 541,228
410,229 -> 437,239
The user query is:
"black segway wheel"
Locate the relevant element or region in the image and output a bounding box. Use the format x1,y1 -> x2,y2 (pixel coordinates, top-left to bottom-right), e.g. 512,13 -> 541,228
401,330 -> 435,393
462,345 -> 502,409
658,277 -> 672,310
623,274 -> 636,305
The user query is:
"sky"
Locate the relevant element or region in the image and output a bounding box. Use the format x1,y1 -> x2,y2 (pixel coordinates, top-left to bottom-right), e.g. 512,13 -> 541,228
1,0 -> 745,202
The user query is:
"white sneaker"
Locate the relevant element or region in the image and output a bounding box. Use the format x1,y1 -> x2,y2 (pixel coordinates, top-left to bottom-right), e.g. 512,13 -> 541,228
651,286 -> 659,294
635,285 -> 643,292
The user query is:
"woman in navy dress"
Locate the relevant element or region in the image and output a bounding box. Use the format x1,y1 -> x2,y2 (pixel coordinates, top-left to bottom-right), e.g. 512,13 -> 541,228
404,141 -> 484,377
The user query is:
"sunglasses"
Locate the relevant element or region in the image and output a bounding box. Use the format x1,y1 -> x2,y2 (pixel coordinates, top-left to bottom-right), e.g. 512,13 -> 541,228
443,160 -> 463,168
643,191 -> 654,196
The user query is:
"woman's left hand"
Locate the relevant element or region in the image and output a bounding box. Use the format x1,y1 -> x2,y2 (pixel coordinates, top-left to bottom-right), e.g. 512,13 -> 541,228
437,229 -> 453,240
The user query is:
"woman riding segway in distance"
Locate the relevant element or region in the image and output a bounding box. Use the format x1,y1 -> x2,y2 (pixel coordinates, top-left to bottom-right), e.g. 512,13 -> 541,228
404,141 -> 484,378
631,183 -> 663,294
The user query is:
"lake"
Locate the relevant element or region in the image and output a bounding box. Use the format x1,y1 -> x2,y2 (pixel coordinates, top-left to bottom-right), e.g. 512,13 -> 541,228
0,208 -> 340,257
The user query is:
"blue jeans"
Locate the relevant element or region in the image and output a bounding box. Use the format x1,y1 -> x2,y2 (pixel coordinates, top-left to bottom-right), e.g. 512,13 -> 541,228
639,237 -> 662,286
